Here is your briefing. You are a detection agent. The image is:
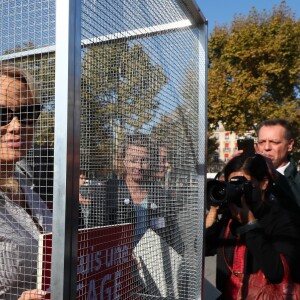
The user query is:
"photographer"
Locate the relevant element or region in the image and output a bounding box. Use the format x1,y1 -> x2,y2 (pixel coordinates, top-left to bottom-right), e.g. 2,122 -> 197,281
205,155 -> 300,299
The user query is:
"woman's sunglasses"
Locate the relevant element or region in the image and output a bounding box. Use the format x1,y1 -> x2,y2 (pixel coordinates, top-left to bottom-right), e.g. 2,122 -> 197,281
0,104 -> 41,127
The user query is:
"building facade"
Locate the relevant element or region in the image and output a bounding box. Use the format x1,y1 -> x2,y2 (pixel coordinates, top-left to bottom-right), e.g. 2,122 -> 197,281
212,122 -> 255,163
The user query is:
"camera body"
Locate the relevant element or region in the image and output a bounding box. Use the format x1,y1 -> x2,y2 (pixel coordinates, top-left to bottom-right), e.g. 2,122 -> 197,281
237,138 -> 255,158
207,176 -> 257,207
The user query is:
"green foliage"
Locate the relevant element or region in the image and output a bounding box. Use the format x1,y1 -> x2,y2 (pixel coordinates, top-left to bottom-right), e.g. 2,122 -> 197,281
208,1 -> 300,136
80,41 -> 167,172
207,133 -> 219,164
152,67 -> 202,175
82,42 -> 167,130
3,41 -> 35,55
35,112 -> 55,147
151,106 -> 198,175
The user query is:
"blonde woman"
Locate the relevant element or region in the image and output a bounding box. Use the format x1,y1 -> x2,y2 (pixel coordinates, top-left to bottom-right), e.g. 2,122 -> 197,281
0,65 -> 52,299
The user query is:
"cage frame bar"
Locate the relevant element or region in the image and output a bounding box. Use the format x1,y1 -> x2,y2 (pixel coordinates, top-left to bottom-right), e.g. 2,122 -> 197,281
51,0 -> 82,298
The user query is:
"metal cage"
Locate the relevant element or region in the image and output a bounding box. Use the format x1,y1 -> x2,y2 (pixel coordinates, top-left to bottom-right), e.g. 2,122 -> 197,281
0,0 -> 207,299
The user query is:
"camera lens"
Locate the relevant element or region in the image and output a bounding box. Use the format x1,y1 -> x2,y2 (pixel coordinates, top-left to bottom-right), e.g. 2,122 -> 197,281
208,181 -> 227,203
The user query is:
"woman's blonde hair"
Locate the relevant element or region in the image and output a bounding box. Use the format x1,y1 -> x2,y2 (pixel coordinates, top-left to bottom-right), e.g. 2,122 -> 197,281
0,64 -> 40,105
0,65 -> 40,199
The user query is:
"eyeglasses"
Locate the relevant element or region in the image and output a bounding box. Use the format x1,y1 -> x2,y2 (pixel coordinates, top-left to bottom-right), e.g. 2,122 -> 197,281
0,104 -> 40,127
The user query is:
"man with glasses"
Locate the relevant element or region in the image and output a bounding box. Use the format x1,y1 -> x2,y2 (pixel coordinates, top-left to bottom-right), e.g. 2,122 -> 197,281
90,133 -> 184,297
103,133 -> 182,249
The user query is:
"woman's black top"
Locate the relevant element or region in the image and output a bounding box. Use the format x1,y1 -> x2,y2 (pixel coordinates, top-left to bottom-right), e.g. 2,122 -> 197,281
205,200 -> 300,294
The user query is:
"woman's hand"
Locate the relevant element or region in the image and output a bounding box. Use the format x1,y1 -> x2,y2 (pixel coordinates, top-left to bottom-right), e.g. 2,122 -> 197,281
229,196 -> 256,225
206,206 -> 219,228
18,289 -> 47,300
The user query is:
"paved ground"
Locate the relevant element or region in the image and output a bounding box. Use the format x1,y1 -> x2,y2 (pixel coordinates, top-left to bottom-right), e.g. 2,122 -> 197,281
204,255 -> 216,286
203,255 -> 222,299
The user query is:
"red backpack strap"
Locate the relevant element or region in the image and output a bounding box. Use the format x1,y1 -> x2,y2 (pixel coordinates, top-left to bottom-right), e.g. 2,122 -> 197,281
223,219 -> 246,277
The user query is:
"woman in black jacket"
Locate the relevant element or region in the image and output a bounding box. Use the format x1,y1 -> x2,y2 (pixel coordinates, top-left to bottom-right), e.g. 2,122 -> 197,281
205,154 -> 300,299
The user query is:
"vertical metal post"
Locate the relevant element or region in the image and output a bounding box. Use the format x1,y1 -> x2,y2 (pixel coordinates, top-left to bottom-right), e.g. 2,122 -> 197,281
197,21 -> 209,300
51,0 -> 81,299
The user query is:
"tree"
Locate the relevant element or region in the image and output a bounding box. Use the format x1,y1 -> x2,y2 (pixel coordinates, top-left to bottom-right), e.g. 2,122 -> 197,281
3,41 -> 35,55
179,67 -> 219,166
151,108 -> 197,184
81,41 -> 167,173
208,1 -> 300,135
152,67 -> 204,182
207,134 -> 219,164
82,42 -> 167,131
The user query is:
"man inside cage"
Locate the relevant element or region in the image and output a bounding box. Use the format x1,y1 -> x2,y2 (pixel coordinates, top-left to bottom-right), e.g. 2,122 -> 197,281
154,143 -> 172,189
104,134 -> 182,248
78,170 -> 92,229
92,133 -> 185,297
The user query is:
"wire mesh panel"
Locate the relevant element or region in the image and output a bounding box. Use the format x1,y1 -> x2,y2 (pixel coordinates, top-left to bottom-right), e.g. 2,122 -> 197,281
0,1 -> 55,299
79,0 -> 207,299
0,0 -> 207,299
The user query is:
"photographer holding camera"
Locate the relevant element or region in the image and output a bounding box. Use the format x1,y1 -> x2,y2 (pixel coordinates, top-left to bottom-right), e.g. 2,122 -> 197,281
205,154 -> 300,299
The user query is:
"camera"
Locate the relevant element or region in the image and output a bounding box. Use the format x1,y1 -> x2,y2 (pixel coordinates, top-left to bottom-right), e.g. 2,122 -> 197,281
237,138 -> 255,158
207,176 -> 257,207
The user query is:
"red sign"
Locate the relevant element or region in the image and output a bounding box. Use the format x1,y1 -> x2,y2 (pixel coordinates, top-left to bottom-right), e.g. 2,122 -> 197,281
38,224 -> 133,299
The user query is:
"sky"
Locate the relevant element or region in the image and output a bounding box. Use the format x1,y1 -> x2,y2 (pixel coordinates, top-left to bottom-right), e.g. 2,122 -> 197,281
195,0 -> 300,34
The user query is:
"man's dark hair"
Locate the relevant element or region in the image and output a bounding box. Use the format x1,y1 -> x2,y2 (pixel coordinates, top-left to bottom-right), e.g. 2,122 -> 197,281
79,170 -> 88,177
256,118 -> 294,140
223,154 -> 270,183
223,155 -> 246,182
242,154 -> 271,182
119,133 -> 151,160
